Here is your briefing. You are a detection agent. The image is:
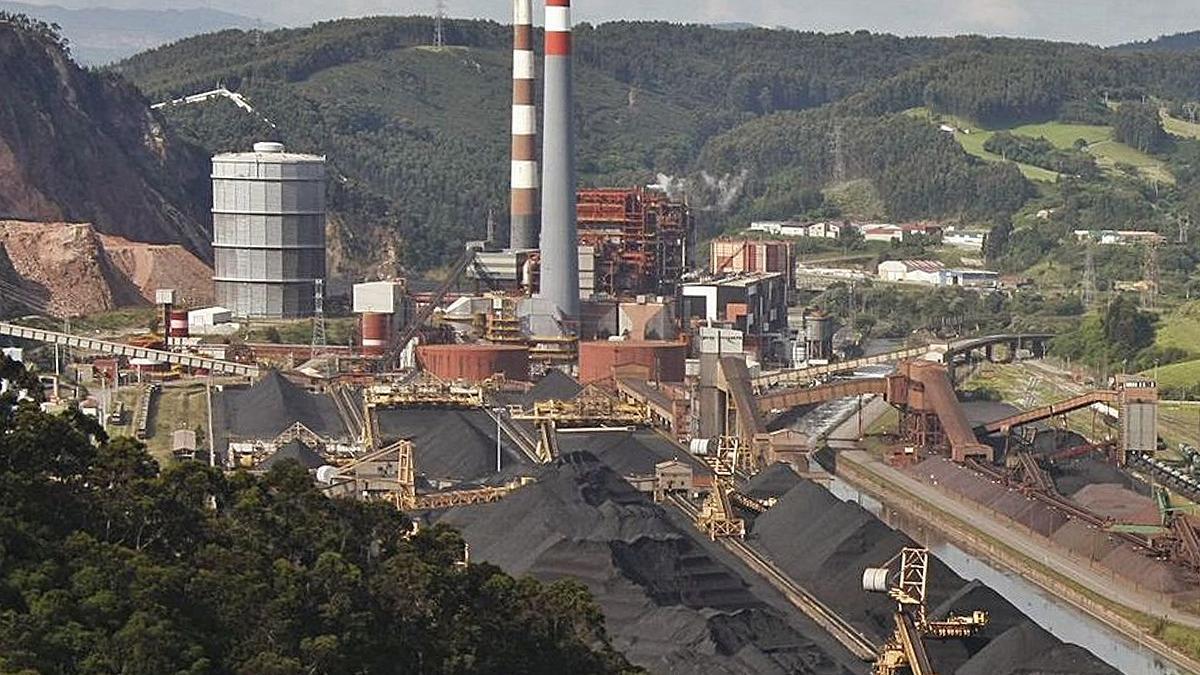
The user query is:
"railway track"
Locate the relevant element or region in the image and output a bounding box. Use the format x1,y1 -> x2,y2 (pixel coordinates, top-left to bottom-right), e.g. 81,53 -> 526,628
665,494 -> 879,662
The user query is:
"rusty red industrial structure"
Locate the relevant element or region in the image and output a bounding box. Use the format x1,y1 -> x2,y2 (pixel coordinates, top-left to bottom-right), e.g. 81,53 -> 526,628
576,187 -> 691,297
748,360 -> 992,463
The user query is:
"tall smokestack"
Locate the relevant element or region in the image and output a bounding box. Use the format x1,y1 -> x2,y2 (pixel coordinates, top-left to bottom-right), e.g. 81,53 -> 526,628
538,0 -> 580,322
510,0 -> 539,250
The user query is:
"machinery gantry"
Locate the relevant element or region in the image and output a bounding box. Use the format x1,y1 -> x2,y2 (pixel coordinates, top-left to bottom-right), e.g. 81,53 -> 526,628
864,547 -> 988,675
323,439 -> 518,511
509,391 -> 651,463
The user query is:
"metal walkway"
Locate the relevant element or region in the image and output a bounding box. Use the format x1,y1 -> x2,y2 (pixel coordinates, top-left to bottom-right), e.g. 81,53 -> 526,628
0,322 -> 259,377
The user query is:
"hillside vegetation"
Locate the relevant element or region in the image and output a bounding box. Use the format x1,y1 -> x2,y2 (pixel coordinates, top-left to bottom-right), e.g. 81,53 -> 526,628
107,16 -> 1200,282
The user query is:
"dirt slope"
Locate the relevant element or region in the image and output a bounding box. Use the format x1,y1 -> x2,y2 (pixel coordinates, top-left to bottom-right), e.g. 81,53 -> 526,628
0,220 -> 212,317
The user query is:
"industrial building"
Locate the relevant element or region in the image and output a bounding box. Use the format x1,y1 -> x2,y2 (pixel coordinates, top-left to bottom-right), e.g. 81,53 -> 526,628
681,273 -> 789,339
710,239 -> 795,295
470,187 -> 692,304
212,142 -> 327,319
577,340 -> 687,384
353,281 -> 414,358
878,260 -> 999,289
577,187 -> 691,297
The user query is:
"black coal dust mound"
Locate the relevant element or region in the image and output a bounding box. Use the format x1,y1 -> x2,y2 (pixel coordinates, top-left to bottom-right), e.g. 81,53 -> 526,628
744,462 -> 803,500
375,408 -> 528,483
439,453 -> 858,675
750,480 -> 1119,675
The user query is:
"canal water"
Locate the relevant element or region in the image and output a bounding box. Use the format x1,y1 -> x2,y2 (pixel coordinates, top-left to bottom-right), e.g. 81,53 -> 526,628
785,343 -> 1187,673
826,475 -> 1184,675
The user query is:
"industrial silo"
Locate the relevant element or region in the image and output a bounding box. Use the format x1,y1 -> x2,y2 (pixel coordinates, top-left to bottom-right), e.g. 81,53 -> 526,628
211,142 -> 326,318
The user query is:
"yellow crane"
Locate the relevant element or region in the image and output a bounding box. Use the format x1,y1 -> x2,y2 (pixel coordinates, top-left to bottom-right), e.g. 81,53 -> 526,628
863,548 -> 988,675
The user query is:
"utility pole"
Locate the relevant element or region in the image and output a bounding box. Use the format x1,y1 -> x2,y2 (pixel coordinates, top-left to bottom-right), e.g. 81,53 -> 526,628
1082,241 -> 1097,308
434,0 -> 446,49
1178,213 -> 1192,246
312,279 -> 327,359
1142,241 -> 1160,311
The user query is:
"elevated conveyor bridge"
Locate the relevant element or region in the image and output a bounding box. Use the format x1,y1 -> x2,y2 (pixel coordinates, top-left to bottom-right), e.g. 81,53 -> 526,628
0,321 -> 259,377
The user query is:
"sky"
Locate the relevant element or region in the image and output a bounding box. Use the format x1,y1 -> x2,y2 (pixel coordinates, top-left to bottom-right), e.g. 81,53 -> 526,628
24,0 -> 1200,46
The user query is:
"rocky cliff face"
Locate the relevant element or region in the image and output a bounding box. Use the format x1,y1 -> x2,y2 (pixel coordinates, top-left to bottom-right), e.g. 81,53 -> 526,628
0,17 -> 212,260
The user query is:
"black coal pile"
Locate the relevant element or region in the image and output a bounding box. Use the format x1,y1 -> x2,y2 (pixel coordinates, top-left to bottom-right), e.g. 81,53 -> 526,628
376,409 -> 527,484
557,429 -> 707,478
956,621 -> 1118,675
744,462 -> 803,500
212,370 -> 346,457
439,453 -> 858,675
750,479 -> 1118,674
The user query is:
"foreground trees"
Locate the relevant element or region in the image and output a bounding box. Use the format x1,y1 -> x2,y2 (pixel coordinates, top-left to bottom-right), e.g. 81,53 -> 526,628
0,406 -> 635,674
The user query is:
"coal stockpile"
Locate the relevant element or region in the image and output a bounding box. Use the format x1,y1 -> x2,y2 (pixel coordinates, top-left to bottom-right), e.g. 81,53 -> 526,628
376,409 -> 528,484
439,453 -> 859,675
557,429 -> 708,478
956,621 -> 1119,675
213,371 -> 346,457
744,462 -> 803,500
750,479 -> 1119,674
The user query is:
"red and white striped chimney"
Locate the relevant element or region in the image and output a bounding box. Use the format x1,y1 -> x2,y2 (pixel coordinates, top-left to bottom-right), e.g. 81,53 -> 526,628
538,0 -> 580,321
510,0 -> 539,250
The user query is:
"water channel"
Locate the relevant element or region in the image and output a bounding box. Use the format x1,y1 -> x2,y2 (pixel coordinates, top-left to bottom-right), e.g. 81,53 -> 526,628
827,476 -> 1183,675
794,390 -> 1185,674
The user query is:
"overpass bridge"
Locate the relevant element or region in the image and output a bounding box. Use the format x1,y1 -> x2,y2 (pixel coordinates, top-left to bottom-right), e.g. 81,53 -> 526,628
0,322 -> 259,378
715,332 -> 1154,470
751,333 -> 1054,391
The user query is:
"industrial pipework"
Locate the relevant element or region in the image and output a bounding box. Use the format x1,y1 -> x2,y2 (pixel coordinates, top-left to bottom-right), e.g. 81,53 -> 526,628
537,0 -> 581,323
510,0 -> 539,250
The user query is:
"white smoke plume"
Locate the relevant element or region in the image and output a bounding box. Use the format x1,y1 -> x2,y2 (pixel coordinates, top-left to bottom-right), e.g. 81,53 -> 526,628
654,170 -> 748,213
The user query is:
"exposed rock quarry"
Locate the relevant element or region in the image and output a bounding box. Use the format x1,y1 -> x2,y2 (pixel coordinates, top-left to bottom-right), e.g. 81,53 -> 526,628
0,220 -> 212,317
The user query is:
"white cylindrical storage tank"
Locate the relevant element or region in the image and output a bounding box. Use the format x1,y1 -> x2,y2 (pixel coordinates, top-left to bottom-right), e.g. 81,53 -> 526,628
862,568 -> 891,593
689,438 -> 715,456
212,142 -> 326,319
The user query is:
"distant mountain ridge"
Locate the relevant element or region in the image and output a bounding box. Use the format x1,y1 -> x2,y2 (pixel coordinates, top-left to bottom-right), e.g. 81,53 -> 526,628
1113,30 -> 1200,53
0,1 -> 272,64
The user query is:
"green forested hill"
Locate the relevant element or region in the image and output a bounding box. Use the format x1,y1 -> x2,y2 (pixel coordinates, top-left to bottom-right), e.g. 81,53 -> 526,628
109,16 -> 1200,276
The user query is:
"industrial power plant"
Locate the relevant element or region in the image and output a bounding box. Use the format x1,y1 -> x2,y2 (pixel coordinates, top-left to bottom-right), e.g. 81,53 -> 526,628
2,4 -> 1198,675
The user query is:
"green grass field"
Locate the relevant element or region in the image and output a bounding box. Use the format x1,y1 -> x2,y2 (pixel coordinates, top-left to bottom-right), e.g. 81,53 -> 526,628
1162,111 -> 1200,140
823,178 -> 885,220
1156,301 -> 1200,357
906,107 -> 1174,184
1149,359 -> 1200,394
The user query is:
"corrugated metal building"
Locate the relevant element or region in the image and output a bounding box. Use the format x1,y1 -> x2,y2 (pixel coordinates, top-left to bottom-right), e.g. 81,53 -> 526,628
212,142 -> 326,318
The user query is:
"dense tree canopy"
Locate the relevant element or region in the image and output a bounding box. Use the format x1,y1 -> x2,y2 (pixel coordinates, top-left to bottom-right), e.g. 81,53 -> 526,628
1113,102 -> 1170,153
0,405 -> 635,674
1051,294 -> 1157,371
